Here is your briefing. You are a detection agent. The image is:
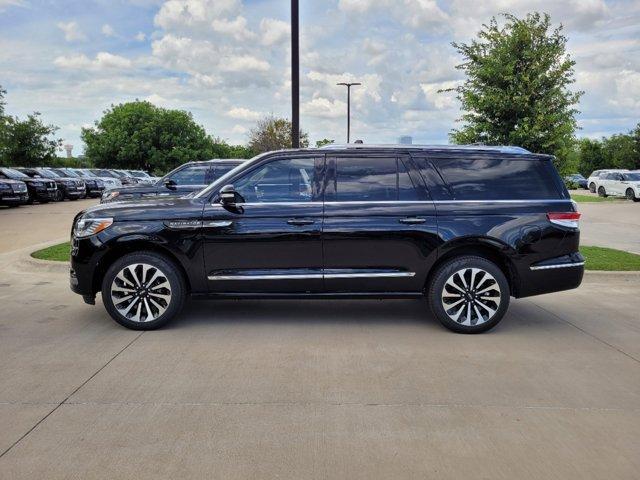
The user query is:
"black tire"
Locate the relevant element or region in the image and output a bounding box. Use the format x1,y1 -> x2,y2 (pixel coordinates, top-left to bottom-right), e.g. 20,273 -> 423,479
26,193 -> 34,205
56,190 -> 64,202
589,183 -> 596,193
428,256 -> 510,334
625,188 -> 639,202
598,186 -> 607,197
101,251 -> 186,330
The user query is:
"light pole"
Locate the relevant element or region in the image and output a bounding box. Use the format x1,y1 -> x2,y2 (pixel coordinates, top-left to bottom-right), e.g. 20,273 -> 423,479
337,82 -> 361,143
291,0 -> 300,148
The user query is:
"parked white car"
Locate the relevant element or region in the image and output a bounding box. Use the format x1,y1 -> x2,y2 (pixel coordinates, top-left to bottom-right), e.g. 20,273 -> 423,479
587,169 -> 628,193
597,171 -> 640,201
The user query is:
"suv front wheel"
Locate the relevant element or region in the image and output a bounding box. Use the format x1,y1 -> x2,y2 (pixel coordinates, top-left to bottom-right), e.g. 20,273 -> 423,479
101,251 -> 186,330
428,256 -> 510,334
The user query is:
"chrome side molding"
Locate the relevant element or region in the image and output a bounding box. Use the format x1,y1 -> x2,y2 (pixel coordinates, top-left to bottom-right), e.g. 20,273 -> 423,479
529,262 -> 585,271
208,271 -> 416,281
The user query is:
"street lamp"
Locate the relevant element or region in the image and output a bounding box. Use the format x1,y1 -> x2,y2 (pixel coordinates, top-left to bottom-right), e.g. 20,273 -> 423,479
291,0 -> 300,148
337,82 -> 361,143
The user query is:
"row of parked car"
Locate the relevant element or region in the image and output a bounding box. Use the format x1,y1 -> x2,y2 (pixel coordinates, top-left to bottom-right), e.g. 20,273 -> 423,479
0,167 -> 160,207
564,169 -> 640,201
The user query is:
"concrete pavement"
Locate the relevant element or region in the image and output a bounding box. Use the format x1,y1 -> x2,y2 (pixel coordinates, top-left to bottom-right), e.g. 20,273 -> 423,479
577,201 -> 640,254
0,198 -> 639,479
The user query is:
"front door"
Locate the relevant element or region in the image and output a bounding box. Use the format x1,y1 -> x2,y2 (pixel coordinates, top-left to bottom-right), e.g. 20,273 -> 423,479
202,155 -> 325,293
161,163 -> 214,197
322,155 -> 439,293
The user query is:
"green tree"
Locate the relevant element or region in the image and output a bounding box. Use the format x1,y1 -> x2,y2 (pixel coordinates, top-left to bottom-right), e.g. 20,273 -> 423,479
0,85 -> 7,156
444,13 -> 583,167
603,134 -> 637,170
576,138 -> 606,177
315,138 -> 334,148
82,101 -> 226,173
0,112 -> 62,167
248,116 -> 309,153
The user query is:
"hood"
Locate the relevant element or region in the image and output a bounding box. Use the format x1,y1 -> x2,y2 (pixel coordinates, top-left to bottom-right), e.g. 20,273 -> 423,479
80,196 -> 205,222
109,182 -> 161,195
0,178 -> 26,186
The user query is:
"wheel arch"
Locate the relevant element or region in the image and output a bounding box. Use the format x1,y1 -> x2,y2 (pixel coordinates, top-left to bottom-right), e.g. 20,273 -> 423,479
427,238 -> 519,296
93,238 -> 192,294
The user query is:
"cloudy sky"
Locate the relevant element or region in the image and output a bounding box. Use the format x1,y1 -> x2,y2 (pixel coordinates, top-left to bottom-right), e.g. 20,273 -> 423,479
1,0 -> 639,154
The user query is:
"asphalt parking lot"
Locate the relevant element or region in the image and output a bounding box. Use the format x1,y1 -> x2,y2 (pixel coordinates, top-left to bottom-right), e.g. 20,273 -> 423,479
0,200 -> 639,479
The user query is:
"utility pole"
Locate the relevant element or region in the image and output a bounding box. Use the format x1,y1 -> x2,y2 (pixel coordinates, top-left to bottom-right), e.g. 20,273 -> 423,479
337,82 -> 361,143
291,0 -> 300,148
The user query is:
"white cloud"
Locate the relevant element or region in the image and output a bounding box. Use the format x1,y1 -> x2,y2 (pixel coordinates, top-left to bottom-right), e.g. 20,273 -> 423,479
301,97 -> 347,119
154,0 -> 240,32
54,52 -> 132,71
259,18 -> 290,46
135,32 -> 147,42
101,24 -> 116,37
57,21 -> 86,42
231,124 -> 248,134
220,55 -> 270,72
211,15 -> 256,41
0,0 -> 24,10
227,107 -> 262,121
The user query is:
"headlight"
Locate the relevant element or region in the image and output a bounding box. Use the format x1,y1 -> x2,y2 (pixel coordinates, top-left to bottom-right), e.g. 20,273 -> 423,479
74,217 -> 113,238
102,190 -> 120,201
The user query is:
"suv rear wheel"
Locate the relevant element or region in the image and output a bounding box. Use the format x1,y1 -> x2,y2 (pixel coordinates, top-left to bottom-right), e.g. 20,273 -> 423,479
626,188 -> 639,202
101,252 -> 186,330
428,256 -> 510,334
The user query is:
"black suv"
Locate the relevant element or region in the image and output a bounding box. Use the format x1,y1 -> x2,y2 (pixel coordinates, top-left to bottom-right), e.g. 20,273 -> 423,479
0,177 -> 28,206
70,145 -> 583,333
0,167 -> 57,203
100,159 -> 245,203
18,167 -> 86,201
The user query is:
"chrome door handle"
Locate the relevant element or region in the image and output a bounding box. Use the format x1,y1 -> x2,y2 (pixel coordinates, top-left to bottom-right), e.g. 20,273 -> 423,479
204,220 -> 233,228
287,218 -> 315,226
399,217 -> 426,224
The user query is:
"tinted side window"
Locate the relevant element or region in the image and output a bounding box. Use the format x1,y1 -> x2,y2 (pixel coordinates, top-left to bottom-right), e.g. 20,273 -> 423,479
170,165 -> 211,185
434,156 -> 560,200
333,157 -> 420,201
234,157 -> 315,203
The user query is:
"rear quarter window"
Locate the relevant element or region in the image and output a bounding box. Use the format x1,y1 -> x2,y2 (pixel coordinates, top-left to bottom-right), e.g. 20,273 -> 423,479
433,156 -> 560,200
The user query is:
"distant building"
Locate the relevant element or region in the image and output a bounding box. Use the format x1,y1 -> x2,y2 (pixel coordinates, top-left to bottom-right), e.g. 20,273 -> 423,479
64,144 -> 73,158
398,136 -> 413,145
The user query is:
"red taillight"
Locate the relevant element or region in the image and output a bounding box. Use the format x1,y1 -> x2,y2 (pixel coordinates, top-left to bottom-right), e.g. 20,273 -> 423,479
547,212 -> 581,228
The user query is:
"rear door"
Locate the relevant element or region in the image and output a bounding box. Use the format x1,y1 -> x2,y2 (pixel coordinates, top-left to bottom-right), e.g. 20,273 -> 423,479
322,154 -> 438,293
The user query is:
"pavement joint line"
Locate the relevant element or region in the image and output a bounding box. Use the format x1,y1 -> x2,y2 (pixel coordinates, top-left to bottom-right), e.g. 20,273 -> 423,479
0,331 -> 145,460
526,299 -> 640,364
1,400 -> 637,413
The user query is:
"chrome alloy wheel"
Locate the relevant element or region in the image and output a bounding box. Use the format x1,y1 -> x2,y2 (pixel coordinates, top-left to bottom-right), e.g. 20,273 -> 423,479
440,267 -> 501,326
110,263 -> 172,323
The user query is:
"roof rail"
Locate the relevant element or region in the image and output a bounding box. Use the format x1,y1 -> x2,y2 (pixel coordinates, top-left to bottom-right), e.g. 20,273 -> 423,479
316,143 -> 531,154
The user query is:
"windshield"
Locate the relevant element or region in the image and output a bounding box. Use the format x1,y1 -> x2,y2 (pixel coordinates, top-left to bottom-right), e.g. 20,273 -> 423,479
76,170 -> 95,178
61,169 -> 80,178
130,170 -> 150,178
92,169 -> 118,178
624,173 -> 640,181
43,168 -> 64,178
1,167 -> 29,179
194,154 -> 267,199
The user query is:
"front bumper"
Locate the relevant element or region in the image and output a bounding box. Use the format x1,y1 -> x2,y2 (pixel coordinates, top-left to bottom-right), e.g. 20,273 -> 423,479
0,192 -> 28,204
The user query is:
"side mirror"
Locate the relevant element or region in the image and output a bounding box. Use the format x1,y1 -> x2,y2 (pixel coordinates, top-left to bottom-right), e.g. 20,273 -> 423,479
219,184 -> 237,205
163,178 -> 177,190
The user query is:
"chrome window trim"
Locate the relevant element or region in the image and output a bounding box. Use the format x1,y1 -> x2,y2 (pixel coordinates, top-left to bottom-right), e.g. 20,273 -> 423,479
210,199 -> 572,207
208,271 -> 416,281
529,261 -> 585,271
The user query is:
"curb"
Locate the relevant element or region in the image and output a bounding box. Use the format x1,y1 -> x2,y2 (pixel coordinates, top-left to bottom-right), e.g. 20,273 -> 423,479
19,255 -> 69,274
583,270 -> 640,281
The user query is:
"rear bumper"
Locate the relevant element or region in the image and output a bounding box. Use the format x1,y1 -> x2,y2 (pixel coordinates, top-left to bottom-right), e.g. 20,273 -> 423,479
516,253 -> 584,297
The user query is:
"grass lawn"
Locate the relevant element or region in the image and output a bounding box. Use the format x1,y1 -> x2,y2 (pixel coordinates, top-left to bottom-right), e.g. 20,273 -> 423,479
31,241 -> 70,262
571,194 -> 619,203
31,242 -> 640,272
580,246 -> 640,271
